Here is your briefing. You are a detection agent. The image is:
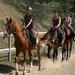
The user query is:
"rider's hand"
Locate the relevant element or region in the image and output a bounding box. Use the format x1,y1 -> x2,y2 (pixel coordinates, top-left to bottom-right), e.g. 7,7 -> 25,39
25,25 -> 29,29
55,26 -> 58,29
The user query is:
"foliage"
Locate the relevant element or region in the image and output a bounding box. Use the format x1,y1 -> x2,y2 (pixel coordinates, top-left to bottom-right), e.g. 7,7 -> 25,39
3,0 -> 75,28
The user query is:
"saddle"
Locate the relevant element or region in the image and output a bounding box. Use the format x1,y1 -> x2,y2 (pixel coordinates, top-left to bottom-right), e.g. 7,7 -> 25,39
26,30 -> 32,43
50,28 -> 62,45
26,30 -> 37,45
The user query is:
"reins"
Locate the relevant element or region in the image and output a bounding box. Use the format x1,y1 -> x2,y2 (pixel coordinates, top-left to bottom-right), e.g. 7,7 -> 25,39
11,25 -> 25,34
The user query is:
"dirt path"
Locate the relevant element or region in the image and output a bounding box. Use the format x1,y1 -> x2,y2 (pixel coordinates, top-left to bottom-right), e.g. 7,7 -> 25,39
26,54 -> 75,75
0,52 -> 75,75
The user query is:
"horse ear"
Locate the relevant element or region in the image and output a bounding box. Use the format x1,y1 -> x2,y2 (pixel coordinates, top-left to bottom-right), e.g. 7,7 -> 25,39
10,18 -> 12,23
6,18 -> 9,22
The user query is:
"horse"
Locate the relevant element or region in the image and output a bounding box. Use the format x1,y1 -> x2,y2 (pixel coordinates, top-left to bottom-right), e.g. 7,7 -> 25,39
41,27 -> 63,62
61,20 -> 74,61
5,18 -> 41,75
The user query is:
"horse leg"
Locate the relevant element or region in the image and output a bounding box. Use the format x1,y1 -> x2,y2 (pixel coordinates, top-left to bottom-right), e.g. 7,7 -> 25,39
37,48 -> 41,71
62,47 -> 65,61
47,45 -> 51,58
53,49 -> 56,62
29,49 -> 33,72
15,51 -> 20,75
66,42 -> 69,60
55,48 -> 58,61
23,50 -> 27,75
69,41 -> 72,58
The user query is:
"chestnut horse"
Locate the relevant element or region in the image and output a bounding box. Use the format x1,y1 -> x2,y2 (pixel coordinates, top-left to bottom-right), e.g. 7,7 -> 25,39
5,18 -> 41,75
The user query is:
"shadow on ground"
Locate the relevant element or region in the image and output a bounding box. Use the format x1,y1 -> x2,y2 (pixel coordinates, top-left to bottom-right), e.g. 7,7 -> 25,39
0,64 -> 15,74
18,59 -> 38,66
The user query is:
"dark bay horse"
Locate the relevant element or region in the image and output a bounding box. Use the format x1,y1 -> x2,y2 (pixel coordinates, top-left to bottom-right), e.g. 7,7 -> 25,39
5,18 -> 41,75
61,20 -> 74,61
41,28 -> 62,61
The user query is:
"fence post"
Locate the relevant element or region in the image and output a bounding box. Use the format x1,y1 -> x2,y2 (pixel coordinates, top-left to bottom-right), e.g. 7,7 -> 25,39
8,34 -> 11,62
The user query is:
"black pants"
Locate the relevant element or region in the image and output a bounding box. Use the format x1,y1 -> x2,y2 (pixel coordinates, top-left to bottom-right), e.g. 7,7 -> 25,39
50,27 -> 62,44
26,28 -> 36,45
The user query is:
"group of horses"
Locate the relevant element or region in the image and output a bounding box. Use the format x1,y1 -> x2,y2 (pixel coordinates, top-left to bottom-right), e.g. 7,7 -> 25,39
4,18 -> 75,75
41,20 -> 75,62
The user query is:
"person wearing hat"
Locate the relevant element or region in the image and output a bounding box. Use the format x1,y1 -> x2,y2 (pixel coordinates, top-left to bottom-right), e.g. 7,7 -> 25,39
64,10 -> 75,37
22,6 -> 37,48
64,11 -> 73,31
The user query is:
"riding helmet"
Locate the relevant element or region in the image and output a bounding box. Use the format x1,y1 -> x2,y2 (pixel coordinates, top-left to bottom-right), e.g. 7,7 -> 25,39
66,10 -> 70,14
26,6 -> 32,11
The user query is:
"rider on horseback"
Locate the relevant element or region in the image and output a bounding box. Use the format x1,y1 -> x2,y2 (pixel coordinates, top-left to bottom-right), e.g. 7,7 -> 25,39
51,10 -> 62,44
64,10 -> 74,34
22,6 -> 37,48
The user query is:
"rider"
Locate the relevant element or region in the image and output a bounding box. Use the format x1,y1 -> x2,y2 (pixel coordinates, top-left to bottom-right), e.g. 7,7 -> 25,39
51,10 -> 62,43
22,6 -> 37,48
64,10 -> 74,33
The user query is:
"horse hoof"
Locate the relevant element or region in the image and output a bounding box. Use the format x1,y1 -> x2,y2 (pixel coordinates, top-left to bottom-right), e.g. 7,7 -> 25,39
29,68 -> 32,72
47,55 -> 50,58
66,58 -> 68,60
69,55 -> 71,58
62,59 -> 64,62
23,71 -> 26,75
38,68 -> 41,71
15,71 -> 18,75
62,58 -> 64,62
53,59 -> 55,62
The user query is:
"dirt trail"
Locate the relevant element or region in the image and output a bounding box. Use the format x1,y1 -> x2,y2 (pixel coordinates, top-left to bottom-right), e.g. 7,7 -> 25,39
26,54 -> 75,75
0,51 -> 75,75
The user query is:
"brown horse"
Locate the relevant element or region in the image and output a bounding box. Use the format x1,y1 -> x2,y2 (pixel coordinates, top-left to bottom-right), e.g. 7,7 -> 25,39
61,20 -> 74,61
5,18 -> 41,75
41,28 -> 62,61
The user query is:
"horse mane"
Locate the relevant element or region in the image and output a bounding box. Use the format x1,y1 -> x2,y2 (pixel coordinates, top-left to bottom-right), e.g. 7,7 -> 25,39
41,30 -> 50,41
11,18 -> 22,30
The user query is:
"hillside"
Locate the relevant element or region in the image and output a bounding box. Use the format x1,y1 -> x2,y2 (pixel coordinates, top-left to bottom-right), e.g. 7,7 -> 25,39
0,0 -> 23,31
0,0 -> 75,32
0,0 -> 75,49
0,0 -> 47,49
0,0 -> 46,32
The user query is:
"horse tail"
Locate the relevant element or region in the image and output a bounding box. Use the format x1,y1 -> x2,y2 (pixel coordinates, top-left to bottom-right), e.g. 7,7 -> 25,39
41,30 -> 50,41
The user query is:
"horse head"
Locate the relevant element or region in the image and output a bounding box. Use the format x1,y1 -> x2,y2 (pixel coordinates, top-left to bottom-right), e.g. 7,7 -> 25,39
62,19 -> 67,30
6,18 -> 16,34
